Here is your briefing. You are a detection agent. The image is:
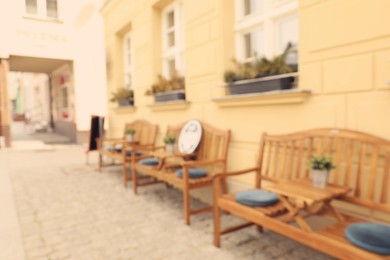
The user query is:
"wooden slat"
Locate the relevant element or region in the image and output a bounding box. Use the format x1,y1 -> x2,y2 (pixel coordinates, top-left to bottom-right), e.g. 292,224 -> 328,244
343,140 -> 354,186
316,136 -> 324,155
355,143 -> 366,197
265,141 -> 272,177
278,142 -> 287,178
381,154 -> 390,203
295,138 -> 304,178
271,142 -> 279,178
287,140 -> 295,180
326,136 -> 333,155
332,138 -> 343,184
366,146 -> 379,200
256,133 -> 267,188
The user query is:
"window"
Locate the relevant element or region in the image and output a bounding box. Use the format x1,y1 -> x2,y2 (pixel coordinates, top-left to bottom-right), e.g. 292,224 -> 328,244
123,32 -> 133,89
162,1 -> 184,78
235,0 -> 298,64
46,0 -> 58,19
25,0 -> 59,19
25,0 -> 38,15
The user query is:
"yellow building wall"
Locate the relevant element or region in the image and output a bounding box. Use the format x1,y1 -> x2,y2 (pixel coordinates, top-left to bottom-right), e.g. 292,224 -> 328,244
101,0 -> 390,219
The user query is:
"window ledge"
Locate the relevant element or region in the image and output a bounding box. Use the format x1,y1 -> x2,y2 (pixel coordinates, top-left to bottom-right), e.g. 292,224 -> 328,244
114,106 -> 136,114
23,15 -> 63,23
148,101 -> 190,112
212,89 -> 311,108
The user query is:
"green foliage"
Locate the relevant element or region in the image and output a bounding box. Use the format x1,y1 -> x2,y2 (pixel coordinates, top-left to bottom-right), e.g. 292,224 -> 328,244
110,88 -> 134,102
308,155 -> 335,171
125,128 -> 136,135
223,42 -> 296,83
163,135 -> 176,144
146,70 -> 185,95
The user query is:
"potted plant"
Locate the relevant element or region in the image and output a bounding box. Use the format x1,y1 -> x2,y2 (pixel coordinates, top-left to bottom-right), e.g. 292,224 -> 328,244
163,135 -> 176,153
110,87 -> 134,107
224,42 -> 297,95
125,128 -> 136,142
146,70 -> 185,102
308,155 -> 335,188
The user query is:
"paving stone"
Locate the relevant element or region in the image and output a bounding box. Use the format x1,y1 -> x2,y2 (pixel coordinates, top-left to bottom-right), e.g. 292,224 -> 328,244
5,146 -> 333,260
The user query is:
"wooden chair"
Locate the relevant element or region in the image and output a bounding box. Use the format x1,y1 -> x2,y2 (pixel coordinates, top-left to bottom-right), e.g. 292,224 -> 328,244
135,120 -> 231,225
96,119 -> 158,186
213,128 -> 390,259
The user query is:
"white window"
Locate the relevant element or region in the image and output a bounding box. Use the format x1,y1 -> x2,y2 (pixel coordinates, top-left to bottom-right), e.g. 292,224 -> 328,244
25,0 -> 59,19
161,1 -> 184,78
123,32 -> 134,89
235,0 -> 298,64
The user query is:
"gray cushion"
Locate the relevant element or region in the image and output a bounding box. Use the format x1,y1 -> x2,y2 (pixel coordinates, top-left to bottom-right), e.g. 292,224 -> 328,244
176,168 -> 207,179
125,151 -> 142,157
235,189 -> 279,207
106,146 -> 122,153
345,222 -> 390,255
139,158 -> 159,166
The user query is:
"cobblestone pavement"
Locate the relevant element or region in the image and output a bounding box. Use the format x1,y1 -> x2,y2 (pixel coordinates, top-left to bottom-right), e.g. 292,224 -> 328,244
6,145 -> 332,260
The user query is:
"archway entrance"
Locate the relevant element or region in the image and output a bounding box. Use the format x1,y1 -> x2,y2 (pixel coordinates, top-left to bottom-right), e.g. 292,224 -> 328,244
0,55 -> 74,147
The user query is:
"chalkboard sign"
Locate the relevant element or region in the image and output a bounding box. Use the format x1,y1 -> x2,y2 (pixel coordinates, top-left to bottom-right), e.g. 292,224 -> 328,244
88,115 -> 104,151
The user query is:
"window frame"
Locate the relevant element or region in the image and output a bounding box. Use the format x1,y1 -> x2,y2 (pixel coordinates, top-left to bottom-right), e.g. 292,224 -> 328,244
234,0 -> 298,63
123,31 -> 134,90
161,1 -> 185,79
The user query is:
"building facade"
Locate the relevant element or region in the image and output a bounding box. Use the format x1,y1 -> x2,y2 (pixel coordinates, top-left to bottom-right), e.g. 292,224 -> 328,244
101,0 -> 390,217
0,0 -> 107,144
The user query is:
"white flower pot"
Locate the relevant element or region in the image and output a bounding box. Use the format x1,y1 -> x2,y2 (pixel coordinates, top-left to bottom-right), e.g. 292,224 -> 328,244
126,134 -> 134,142
165,143 -> 175,154
312,170 -> 330,188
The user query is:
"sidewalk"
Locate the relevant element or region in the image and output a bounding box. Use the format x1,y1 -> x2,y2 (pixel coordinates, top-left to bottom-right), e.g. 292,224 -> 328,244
0,125 -> 331,260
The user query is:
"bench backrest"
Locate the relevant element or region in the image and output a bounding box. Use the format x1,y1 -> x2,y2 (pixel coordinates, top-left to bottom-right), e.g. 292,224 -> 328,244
124,119 -> 158,146
257,128 -> 390,214
167,120 -> 231,164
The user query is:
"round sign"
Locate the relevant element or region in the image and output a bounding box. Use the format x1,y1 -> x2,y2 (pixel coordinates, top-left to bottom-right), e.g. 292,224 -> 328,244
178,120 -> 203,154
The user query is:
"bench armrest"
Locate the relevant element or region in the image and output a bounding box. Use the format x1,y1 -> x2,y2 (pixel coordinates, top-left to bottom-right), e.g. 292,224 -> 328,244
213,166 -> 260,180
97,137 -> 124,143
181,159 -> 225,168
213,166 -> 260,196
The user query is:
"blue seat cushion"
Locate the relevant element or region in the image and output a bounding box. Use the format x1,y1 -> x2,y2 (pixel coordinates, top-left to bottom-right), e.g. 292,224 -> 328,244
125,151 -> 142,157
139,157 -> 159,166
176,168 -> 207,179
345,222 -> 390,255
235,189 -> 279,207
106,146 -> 122,153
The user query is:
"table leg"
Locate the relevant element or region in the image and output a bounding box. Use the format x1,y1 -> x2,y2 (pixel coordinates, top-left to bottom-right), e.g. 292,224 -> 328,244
323,202 -> 345,222
279,196 -> 313,232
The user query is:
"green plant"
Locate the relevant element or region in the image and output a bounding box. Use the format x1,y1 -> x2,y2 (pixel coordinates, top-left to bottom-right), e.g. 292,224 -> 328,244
223,42 -> 297,83
110,87 -> 134,102
163,135 -> 176,144
146,70 -> 185,95
308,155 -> 335,172
125,128 -> 136,135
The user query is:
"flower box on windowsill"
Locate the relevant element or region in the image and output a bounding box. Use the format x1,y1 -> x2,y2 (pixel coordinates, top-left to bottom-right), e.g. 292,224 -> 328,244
154,90 -> 185,103
227,73 -> 296,95
118,98 -> 134,107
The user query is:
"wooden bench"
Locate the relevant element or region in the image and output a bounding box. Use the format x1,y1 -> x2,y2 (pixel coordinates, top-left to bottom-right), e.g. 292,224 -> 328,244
213,128 -> 390,260
96,119 -> 158,186
134,120 -> 231,225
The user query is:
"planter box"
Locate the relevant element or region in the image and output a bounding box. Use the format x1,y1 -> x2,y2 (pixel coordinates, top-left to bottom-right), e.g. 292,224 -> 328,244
228,74 -> 295,95
118,98 -> 134,107
154,90 -> 185,103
